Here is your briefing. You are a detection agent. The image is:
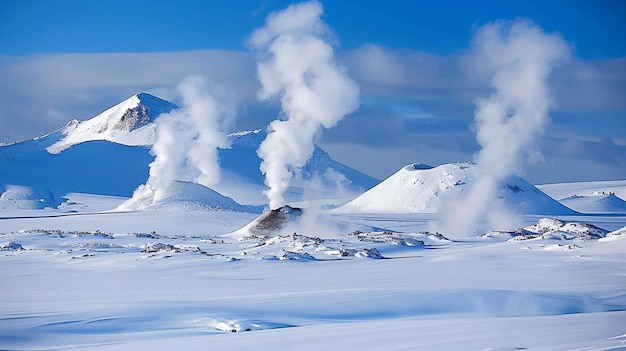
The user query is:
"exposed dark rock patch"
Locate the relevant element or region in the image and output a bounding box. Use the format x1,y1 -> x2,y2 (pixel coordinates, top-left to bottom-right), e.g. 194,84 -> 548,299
249,205 -> 303,236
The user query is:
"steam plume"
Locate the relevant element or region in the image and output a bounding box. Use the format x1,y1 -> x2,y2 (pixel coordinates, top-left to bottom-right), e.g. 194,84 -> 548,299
249,0 -> 360,209
439,19 -> 569,236
120,76 -> 235,209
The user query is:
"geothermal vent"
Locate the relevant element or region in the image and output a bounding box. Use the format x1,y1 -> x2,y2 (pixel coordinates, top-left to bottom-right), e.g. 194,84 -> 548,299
249,205 -> 303,236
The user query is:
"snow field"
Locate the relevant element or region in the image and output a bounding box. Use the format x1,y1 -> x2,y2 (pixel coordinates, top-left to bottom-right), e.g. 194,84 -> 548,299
1,201 -> 625,350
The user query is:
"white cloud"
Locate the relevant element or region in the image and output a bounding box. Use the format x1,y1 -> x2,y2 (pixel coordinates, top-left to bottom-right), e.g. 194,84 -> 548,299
0,40 -> 623,183
0,51 -> 257,142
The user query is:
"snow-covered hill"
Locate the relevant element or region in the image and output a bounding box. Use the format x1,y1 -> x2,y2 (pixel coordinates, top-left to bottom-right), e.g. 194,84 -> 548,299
557,193 -> 626,214
337,162 -> 576,215
538,180 -> 626,200
128,180 -> 261,212
0,185 -> 48,210
0,93 -> 379,209
538,181 -> 626,214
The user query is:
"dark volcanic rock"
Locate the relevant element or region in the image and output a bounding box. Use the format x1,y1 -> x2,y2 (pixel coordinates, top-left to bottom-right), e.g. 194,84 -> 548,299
250,205 -> 303,236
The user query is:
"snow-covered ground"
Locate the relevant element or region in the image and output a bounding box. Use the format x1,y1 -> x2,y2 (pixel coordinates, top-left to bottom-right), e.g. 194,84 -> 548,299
1,194 -> 625,350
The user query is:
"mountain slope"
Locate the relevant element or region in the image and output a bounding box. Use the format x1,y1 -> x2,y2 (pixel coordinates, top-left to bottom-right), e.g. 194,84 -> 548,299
538,180 -> 626,201
537,181 -> 626,214
0,134 -> 153,207
47,93 -> 177,154
0,94 -> 379,208
557,193 -> 626,214
336,162 -> 576,215
217,129 -> 379,205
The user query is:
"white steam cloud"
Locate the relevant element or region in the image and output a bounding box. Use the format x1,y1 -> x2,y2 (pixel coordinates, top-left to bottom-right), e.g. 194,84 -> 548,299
438,19 -> 570,236
120,76 -> 235,209
249,0 -> 360,209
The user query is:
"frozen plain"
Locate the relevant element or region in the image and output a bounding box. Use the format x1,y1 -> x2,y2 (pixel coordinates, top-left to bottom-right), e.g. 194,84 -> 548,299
1,193 -> 626,350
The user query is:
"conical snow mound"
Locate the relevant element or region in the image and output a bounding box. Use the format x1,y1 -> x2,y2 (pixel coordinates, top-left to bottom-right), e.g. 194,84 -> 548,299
121,181 -> 251,212
337,162 -> 576,215
251,206 -> 303,235
229,205 -> 304,238
47,93 -> 177,154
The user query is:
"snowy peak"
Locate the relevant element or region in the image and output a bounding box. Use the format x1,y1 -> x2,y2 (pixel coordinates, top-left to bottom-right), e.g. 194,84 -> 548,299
46,93 -> 177,154
2,94 -> 377,208
337,162 -> 576,215
130,93 -> 178,127
93,92 -> 175,133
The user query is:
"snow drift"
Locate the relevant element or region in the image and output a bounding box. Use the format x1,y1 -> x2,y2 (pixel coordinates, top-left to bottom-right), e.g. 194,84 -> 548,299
0,185 -> 53,209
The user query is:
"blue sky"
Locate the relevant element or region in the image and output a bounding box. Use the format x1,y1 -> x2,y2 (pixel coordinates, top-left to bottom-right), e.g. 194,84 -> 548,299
0,0 -> 624,183
2,0 -> 624,57
0,0 -> 626,58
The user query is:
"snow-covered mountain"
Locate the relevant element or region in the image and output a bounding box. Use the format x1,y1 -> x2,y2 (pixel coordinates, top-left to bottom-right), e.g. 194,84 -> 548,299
47,93 -> 177,154
336,162 -> 577,215
0,93 -> 379,209
217,129 -> 379,205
